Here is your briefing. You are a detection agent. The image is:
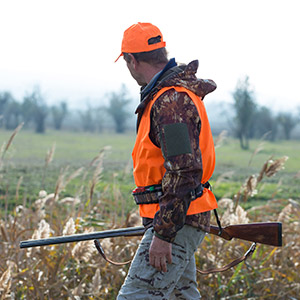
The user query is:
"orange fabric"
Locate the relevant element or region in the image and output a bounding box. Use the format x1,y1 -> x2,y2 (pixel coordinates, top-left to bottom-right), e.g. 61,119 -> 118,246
115,23 -> 166,62
132,86 -> 218,218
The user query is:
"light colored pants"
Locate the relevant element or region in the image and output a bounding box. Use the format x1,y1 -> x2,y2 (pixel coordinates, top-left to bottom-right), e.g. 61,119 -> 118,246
117,225 -> 206,300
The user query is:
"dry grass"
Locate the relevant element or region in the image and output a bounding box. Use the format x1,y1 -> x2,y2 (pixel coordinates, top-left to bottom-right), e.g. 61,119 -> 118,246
1,191 -> 299,300
0,190 -> 141,299
0,122 -> 24,168
0,128 -> 299,299
197,196 -> 300,299
233,156 -> 289,210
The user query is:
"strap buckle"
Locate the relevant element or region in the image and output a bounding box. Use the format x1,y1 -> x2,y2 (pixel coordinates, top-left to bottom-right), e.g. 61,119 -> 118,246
190,182 -> 209,200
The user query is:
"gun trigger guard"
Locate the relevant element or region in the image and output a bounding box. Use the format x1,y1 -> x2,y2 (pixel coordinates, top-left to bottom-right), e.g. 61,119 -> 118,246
94,239 -> 132,266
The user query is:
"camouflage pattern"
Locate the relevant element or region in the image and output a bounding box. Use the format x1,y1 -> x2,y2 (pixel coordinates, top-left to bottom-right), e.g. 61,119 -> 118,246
117,225 -> 205,300
138,60 -> 217,243
136,60 -> 216,129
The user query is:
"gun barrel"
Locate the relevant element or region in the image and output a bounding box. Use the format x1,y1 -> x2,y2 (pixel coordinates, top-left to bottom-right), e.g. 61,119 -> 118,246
20,226 -> 145,249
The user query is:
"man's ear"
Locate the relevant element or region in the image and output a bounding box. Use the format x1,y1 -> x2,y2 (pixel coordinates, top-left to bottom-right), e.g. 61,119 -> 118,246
128,53 -> 139,69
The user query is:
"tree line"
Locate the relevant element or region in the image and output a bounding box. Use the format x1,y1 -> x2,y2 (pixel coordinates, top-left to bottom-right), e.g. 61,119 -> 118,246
232,76 -> 300,149
1,78 -> 299,149
0,85 -> 133,134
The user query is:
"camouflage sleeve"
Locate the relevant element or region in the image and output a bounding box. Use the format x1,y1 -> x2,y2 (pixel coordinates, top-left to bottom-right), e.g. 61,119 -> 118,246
149,89 -> 203,243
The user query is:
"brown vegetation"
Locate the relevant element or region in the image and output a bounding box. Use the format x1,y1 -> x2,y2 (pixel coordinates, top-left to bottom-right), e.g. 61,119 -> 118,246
0,190 -> 299,299
0,129 -> 299,299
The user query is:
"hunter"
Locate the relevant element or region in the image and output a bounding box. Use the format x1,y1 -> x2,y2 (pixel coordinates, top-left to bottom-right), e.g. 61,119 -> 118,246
116,22 -> 218,300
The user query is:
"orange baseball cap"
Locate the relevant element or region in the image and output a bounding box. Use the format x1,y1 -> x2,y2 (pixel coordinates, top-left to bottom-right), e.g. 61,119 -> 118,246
115,22 -> 166,62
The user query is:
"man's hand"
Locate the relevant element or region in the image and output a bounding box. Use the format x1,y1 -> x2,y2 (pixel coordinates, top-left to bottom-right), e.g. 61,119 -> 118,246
149,235 -> 172,272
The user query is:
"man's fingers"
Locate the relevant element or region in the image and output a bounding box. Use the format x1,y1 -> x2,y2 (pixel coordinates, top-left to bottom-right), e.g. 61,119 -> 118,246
149,253 -> 160,271
153,257 -> 162,272
161,257 -> 167,272
150,255 -> 168,272
155,257 -> 167,272
166,252 -> 172,265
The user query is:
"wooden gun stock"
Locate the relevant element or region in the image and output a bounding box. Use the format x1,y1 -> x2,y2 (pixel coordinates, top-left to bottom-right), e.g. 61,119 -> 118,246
20,222 -> 282,249
210,222 -> 282,246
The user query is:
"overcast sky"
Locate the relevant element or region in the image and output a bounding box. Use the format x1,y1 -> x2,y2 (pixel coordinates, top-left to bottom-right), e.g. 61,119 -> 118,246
0,0 -> 299,112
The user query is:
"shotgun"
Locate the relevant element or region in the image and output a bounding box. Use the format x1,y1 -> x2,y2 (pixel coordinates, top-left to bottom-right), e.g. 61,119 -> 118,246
20,222 -> 282,249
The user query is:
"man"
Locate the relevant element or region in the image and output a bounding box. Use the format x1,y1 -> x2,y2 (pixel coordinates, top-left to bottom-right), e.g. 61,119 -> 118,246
116,22 -> 218,300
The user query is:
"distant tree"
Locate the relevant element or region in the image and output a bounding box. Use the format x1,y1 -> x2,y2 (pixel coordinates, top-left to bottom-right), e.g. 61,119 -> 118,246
4,100 -> 22,130
94,106 -> 106,133
21,96 -> 35,128
23,86 -> 48,133
0,92 -> 15,128
106,85 -> 131,133
232,76 -> 257,149
277,112 -> 298,140
255,106 -> 278,141
51,101 -> 68,130
0,92 -> 12,114
79,104 -> 96,132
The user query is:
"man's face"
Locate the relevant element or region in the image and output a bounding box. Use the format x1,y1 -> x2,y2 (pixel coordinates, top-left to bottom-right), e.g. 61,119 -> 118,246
125,58 -> 147,87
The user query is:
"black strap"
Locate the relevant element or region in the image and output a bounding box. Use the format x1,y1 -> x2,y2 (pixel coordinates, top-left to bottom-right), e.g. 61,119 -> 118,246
206,183 -> 223,236
214,209 -> 223,235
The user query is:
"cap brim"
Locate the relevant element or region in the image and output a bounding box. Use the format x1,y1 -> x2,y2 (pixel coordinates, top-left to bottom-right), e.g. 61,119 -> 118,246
114,53 -> 123,63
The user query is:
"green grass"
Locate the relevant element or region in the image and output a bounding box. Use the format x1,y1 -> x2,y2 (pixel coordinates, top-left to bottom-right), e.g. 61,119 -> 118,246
212,137 -> 300,208
0,129 -> 136,212
215,138 -> 300,173
0,129 -> 299,213
0,129 -> 135,166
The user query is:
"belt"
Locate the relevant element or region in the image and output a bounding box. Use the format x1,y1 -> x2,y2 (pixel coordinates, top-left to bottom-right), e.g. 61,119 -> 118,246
132,182 -> 210,205
132,184 -> 163,205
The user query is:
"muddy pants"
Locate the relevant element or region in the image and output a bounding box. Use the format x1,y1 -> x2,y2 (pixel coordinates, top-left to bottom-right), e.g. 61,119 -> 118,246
117,225 -> 206,300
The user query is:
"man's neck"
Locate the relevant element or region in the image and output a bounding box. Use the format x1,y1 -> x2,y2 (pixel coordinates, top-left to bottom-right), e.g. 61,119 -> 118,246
139,62 -> 167,84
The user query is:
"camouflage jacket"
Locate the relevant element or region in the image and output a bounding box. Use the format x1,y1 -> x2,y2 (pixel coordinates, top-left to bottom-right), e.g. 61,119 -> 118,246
136,59 -> 217,243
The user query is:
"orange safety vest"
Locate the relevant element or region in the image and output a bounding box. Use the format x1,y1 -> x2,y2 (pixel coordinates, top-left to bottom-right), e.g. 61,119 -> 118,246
132,86 -> 218,218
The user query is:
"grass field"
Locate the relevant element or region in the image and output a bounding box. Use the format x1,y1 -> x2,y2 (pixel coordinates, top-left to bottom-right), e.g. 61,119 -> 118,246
1,129 -> 299,170
0,130 -> 137,212
0,129 -> 299,299
0,129 -> 299,211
